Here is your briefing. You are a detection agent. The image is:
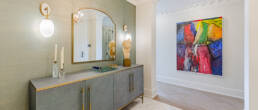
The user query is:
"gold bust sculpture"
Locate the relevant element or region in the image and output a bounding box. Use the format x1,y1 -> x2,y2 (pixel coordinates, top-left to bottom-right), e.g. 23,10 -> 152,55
122,39 -> 131,67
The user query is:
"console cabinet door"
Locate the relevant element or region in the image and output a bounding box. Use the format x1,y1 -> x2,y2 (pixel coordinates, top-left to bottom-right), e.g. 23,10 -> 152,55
36,82 -> 83,110
114,70 -> 132,109
114,67 -> 144,110
132,67 -> 144,97
126,67 -> 144,102
84,74 -> 114,110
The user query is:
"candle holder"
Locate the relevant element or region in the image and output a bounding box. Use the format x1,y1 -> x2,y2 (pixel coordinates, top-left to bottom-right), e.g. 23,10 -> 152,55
52,61 -> 59,78
58,68 -> 65,79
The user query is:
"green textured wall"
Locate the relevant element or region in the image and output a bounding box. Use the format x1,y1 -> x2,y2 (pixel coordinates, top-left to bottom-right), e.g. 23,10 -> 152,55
0,0 -> 135,109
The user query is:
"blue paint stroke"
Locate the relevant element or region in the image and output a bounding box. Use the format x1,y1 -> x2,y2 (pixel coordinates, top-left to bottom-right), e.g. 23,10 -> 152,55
212,56 -> 222,76
177,25 -> 185,43
191,23 -> 197,37
208,39 -> 222,58
177,44 -> 186,57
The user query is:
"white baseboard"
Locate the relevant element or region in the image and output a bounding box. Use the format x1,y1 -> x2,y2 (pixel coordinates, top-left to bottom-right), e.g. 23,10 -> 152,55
144,88 -> 157,98
157,75 -> 244,99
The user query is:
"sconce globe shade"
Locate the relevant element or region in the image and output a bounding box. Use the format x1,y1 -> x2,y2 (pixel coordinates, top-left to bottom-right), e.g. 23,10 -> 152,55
40,19 -> 54,37
125,33 -> 132,40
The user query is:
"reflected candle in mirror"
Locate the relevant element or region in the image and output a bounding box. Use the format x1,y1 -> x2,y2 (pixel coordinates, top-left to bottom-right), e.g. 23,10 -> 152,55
60,47 -> 64,69
54,44 -> 57,62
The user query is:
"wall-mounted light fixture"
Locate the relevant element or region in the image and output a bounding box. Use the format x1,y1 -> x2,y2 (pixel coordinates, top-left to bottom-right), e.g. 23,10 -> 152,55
40,2 -> 54,38
123,25 -> 131,40
123,25 -> 128,32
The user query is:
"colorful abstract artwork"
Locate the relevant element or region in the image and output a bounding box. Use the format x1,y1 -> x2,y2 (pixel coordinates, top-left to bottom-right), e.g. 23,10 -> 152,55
176,17 -> 223,76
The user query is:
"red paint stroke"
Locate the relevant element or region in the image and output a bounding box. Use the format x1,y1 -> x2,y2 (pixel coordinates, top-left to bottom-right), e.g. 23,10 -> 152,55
197,45 -> 212,74
192,17 -> 223,22
193,19 -> 202,22
177,55 -> 185,70
184,24 -> 195,44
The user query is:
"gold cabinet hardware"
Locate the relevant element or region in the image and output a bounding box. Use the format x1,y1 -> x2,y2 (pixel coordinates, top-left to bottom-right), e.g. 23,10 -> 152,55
132,74 -> 134,91
81,88 -> 85,110
129,74 -> 132,92
129,74 -> 130,92
87,87 -> 92,110
129,73 -> 134,92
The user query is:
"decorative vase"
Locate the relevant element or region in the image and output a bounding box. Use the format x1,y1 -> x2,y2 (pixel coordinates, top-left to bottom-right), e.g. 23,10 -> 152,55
123,58 -> 131,67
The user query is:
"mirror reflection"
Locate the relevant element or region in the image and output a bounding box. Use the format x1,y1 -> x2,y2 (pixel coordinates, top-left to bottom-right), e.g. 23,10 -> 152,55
73,9 -> 116,63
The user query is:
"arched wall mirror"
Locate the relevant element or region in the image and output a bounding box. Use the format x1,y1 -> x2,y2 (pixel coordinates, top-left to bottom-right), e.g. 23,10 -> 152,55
72,8 -> 116,64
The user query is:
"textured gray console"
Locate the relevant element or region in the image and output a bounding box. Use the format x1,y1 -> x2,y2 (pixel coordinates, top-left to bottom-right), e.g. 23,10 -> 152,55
29,65 -> 144,110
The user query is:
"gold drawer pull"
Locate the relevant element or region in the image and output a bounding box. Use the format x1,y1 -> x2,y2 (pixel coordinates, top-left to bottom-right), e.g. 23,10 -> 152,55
81,88 -> 85,110
88,87 -> 92,110
129,74 -> 134,92
132,74 -> 134,91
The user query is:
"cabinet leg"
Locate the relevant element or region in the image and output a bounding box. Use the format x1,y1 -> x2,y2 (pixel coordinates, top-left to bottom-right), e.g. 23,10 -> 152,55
141,95 -> 144,104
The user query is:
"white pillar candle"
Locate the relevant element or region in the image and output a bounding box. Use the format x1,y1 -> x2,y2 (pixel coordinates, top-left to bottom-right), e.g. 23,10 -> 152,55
60,47 -> 64,69
54,44 -> 57,62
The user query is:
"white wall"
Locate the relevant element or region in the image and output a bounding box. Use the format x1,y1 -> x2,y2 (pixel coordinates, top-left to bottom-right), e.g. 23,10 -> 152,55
156,0 -> 244,99
244,0 -> 249,109
246,0 -> 258,109
136,0 -> 157,98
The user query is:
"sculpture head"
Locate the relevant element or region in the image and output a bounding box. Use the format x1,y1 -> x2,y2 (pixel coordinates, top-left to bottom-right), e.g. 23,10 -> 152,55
109,40 -> 116,59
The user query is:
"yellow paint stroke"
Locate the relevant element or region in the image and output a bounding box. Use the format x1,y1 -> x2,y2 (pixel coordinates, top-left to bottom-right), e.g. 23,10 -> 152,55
207,24 -> 222,41
203,18 -> 222,28
194,21 -> 203,44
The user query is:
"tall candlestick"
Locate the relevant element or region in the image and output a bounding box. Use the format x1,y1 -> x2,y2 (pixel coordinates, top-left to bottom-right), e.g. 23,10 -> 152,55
54,44 -> 57,62
60,47 -> 64,69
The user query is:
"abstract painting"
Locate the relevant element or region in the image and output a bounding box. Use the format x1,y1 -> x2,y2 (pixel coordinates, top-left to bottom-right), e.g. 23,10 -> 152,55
177,17 -> 223,76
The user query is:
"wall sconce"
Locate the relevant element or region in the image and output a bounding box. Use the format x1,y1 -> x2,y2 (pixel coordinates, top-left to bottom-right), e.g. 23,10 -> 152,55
40,2 -> 54,38
123,24 -> 132,40
123,25 -> 128,32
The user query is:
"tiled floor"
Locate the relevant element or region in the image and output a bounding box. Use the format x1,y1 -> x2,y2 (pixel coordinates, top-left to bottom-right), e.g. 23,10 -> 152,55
154,82 -> 244,110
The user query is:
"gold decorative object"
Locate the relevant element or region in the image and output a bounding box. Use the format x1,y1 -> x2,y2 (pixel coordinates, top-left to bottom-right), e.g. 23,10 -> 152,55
109,40 -> 116,59
109,64 -> 118,68
122,38 -> 132,67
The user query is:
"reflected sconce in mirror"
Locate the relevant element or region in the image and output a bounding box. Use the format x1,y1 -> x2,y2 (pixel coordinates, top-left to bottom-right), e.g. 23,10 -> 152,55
40,2 -> 54,38
122,25 -> 132,67
73,11 -> 84,24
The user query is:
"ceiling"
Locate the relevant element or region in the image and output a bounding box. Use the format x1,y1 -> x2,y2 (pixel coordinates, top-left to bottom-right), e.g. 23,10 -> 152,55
127,0 -> 212,14
127,0 -> 152,5
156,0 -> 206,14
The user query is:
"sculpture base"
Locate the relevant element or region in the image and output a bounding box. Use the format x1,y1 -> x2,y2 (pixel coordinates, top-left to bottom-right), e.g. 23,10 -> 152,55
123,59 -> 131,67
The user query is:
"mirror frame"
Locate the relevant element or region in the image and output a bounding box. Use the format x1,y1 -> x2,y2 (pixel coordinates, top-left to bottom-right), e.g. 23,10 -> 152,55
71,8 -> 116,64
